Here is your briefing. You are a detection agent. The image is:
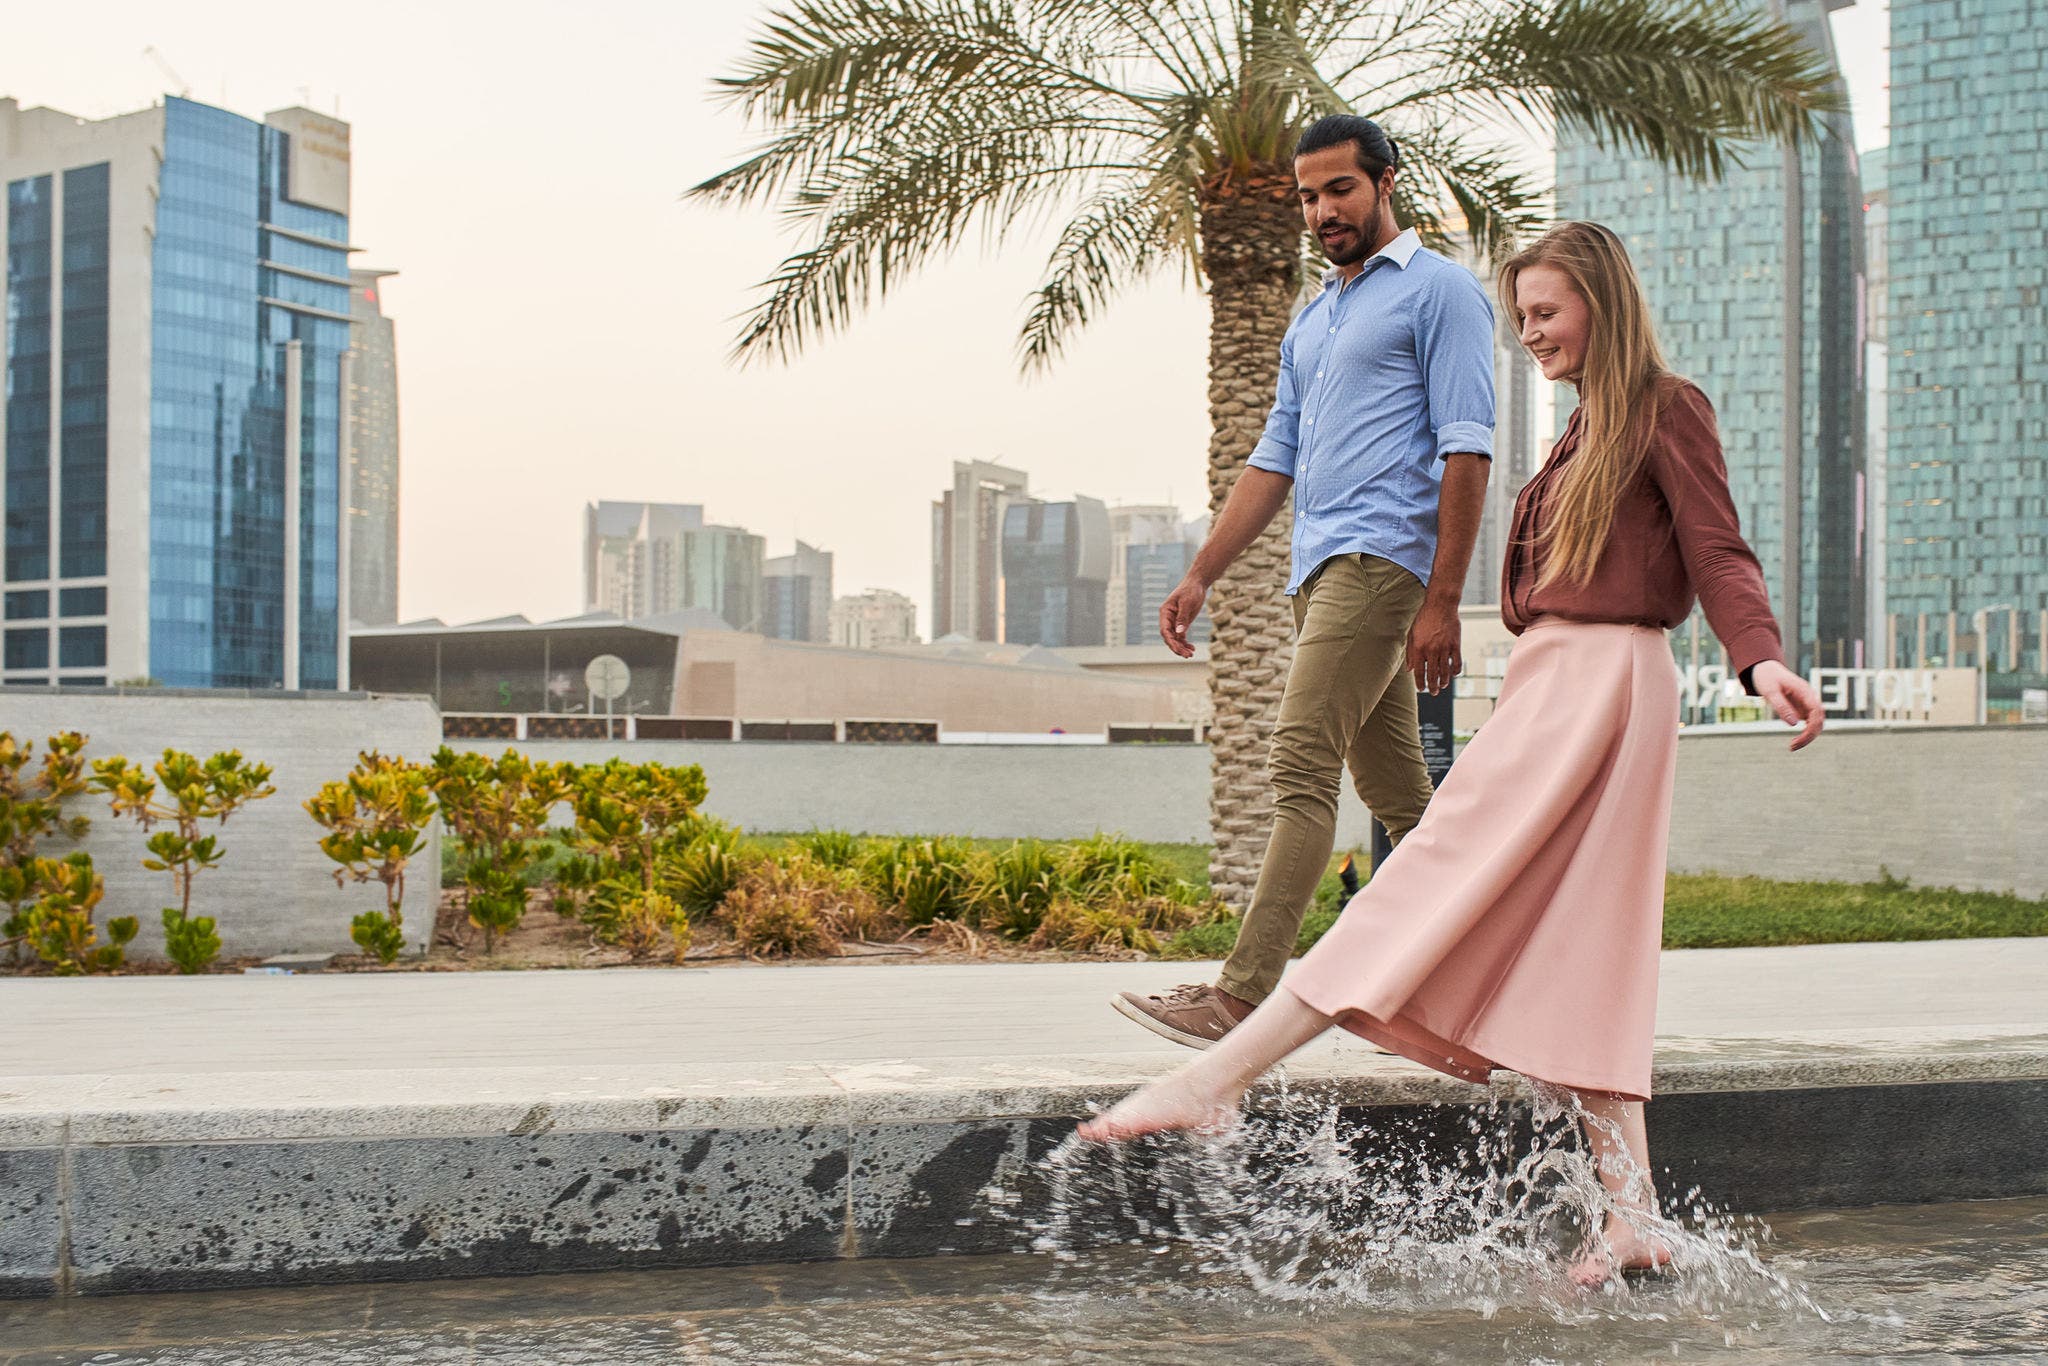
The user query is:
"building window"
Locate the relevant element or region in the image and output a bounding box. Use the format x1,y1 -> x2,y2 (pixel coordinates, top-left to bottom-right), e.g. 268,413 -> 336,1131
59,585 -> 107,616
4,628 -> 49,670
58,625 -> 105,668
3,590 -> 48,620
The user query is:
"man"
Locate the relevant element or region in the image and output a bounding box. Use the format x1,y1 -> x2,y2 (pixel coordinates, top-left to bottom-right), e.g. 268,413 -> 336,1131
1115,114 -> 1495,1048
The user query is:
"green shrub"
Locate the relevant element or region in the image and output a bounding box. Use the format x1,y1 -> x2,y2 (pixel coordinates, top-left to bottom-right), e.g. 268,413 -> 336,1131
350,911 -> 407,965
969,839 -> 1063,938
306,751 -> 436,965
792,828 -> 862,869
1058,833 -> 1203,905
1,731 -> 95,963
16,853 -> 134,976
92,748 -> 275,974
429,748 -> 575,953
664,838 -> 749,921
860,837 -> 975,926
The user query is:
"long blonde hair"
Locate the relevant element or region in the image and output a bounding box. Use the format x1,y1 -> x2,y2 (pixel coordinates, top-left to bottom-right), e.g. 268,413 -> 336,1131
1496,222 -> 1673,589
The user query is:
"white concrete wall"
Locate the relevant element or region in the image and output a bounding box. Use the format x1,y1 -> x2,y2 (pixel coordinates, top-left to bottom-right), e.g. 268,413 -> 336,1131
514,725 -> 2048,896
6,691 -> 442,962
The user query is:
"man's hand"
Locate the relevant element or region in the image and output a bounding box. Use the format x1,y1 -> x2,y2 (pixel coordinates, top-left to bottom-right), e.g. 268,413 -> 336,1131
1750,660 -> 1825,751
1159,577 -> 1209,658
1406,596 -> 1462,694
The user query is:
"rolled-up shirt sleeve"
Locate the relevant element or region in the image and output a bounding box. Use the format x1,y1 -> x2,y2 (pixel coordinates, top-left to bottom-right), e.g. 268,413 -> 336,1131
1247,327 -> 1302,478
1419,272 -> 1496,468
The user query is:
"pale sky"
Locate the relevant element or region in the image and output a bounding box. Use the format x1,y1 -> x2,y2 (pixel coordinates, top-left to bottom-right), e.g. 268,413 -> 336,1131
5,0 -> 1889,638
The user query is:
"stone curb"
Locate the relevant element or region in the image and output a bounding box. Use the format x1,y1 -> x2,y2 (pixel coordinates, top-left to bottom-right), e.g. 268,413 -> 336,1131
3,1032 -> 2046,1298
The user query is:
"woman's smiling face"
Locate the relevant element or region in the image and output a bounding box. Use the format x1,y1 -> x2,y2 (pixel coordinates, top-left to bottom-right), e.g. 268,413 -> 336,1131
1515,263 -> 1589,385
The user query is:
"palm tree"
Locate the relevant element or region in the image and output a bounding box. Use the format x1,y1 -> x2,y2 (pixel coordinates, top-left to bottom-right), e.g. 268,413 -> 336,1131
693,0 -> 1842,905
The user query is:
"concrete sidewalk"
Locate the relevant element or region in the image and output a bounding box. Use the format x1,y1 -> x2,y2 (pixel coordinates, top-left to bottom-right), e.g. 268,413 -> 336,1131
4,939 -> 2047,1297
10,936 -> 2047,1076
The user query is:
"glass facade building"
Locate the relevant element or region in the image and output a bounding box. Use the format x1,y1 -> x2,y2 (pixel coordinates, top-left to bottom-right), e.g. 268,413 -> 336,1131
1,95 -> 355,689
1554,0 -> 1865,671
1001,496 -> 1109,648
1885,0 -> 2048,686
1124,540 -> 1210,647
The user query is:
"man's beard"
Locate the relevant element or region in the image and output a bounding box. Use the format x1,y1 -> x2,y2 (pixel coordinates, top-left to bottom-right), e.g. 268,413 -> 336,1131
1318,189 -> 1382,267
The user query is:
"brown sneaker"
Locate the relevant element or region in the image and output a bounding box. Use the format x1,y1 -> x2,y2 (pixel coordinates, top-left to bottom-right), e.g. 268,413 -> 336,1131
1112,982 -> 1253,1050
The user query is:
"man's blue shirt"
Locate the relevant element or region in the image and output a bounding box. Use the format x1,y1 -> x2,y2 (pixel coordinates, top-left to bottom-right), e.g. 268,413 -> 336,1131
1247,229 -> 1497,594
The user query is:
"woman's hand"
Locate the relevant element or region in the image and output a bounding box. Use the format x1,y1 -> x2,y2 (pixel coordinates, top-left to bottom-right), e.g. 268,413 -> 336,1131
1750,660 -> 1824,751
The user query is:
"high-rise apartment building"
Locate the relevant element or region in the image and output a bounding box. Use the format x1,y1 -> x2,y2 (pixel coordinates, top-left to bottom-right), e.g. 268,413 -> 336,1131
1001,495 -> 1109,648
583,500 -> 764,631
762,539 -> 833,642
931,460 -> 1027,641
347,268 -> 399,627
829,587 -> 918,649
1554,0 -> 1866,670
1886,0 -> 2048,680
3,95 -> 356,688
1107,504 -> 1212,646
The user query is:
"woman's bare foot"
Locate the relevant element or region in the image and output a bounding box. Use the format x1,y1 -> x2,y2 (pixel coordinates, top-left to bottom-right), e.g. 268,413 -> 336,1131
1074,1076 -> 1241,1143
1568,1217 -> 1676,1288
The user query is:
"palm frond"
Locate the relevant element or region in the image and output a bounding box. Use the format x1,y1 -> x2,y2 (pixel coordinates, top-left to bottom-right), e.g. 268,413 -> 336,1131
727,118 -> 1144,363
1444,0 -> 1847,181
1017,175 -> 1196,371
1393,124 -> 1547,263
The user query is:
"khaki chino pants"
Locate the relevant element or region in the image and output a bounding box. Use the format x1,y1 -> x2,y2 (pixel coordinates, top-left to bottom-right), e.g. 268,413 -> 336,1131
1217,553 -> 1435,1006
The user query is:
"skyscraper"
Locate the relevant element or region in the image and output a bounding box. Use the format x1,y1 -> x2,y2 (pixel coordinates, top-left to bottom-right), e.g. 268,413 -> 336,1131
583,500 -> 764,631
931,459 -> 1027,640
2,95 -> 356,688
1886,0 -> 2048,683
1553,0 -> 1866,670
347,268 -> 400,627
762,539 -> 833,642
1001,495 -> 1110,647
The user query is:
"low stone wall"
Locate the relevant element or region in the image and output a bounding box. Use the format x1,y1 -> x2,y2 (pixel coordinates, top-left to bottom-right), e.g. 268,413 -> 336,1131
1667,724 -> 2046,896
3,689 -> 442,962
512,724 -> 2048,896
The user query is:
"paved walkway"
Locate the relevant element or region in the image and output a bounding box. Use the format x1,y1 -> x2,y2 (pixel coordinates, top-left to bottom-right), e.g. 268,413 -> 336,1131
7,937 -> 2047,1077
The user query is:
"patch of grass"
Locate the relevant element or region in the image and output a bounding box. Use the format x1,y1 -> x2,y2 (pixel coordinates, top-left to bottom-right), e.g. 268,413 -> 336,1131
1166,864 -> 2048,959
1660,870 -> 2048,948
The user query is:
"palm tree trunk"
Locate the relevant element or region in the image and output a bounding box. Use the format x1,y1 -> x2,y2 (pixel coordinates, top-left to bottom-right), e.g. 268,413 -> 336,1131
1198,177 -> 1305,908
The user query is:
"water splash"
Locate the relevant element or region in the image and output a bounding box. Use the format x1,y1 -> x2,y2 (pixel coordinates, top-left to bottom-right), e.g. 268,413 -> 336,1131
985,1074 -> 1832,1330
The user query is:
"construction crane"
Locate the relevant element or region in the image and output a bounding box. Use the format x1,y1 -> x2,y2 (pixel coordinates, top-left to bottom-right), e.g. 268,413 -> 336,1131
141,46 -> 191,98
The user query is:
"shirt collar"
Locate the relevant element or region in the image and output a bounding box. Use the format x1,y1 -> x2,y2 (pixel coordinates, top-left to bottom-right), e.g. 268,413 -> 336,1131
1320,228 -> 1422,289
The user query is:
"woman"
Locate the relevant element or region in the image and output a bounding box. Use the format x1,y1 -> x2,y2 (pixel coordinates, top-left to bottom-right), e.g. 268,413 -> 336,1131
1078,221 -> 1826,1286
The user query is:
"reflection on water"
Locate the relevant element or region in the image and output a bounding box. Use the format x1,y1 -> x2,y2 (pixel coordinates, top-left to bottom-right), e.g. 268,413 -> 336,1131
6,1196 -> 2047,1363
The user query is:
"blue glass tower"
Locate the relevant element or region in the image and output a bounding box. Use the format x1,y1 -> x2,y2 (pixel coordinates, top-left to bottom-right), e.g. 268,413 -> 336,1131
2,95 -> 354,689
1885,0 -> 2048,697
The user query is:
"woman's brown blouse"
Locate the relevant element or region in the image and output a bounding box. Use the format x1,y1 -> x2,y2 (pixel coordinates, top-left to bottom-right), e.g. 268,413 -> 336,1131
1501,379 -> 1785,684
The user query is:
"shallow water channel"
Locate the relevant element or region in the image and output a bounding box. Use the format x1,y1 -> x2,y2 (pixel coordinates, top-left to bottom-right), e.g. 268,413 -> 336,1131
5,1195 -> 2045,1364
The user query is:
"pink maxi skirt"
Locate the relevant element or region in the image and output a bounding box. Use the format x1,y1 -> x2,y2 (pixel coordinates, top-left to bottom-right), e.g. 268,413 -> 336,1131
1283,618 -> 1680,1102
